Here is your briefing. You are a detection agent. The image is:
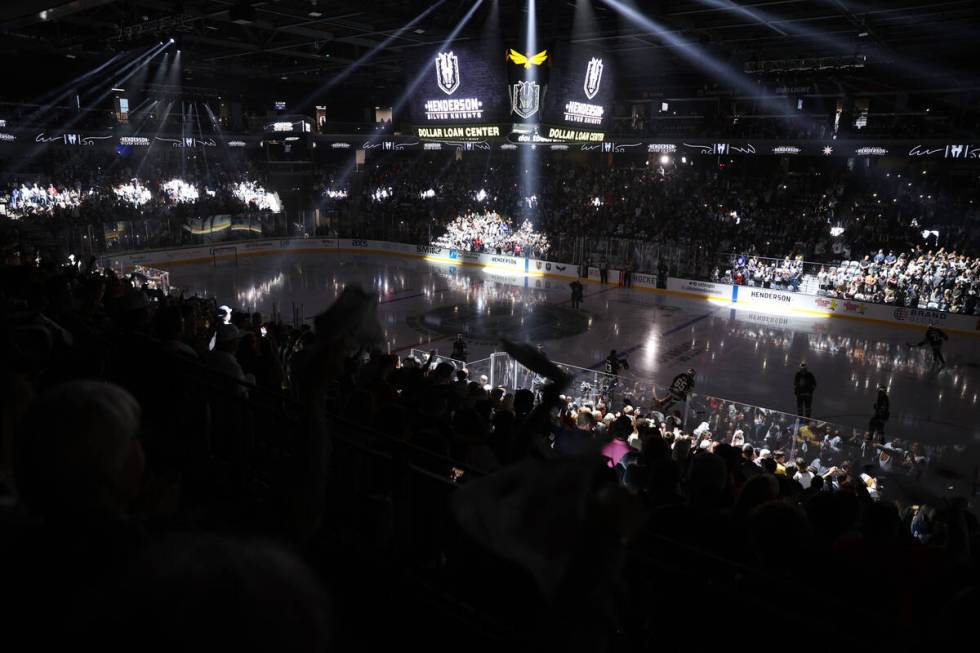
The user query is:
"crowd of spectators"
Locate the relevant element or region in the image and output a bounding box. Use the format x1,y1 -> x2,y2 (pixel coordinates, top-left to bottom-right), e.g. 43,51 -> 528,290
432,211 -> 550,256
725,255 -> 806,292
327,155 -> 841,261
714,163 -> 980,311
726,245 -> 980,315
0,148 -> 280,226
5,145 -> 978,274
1,246 -> 977,648
810,247 -> 980,313
684,393 -> 959,495
1,175 -> 280,221
0,255 -> 330,647
330,155 -> 978,269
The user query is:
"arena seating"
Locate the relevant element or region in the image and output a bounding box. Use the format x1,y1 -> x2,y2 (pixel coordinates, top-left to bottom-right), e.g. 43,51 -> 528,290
5,0 -> 980,647
1,254 -> 976,649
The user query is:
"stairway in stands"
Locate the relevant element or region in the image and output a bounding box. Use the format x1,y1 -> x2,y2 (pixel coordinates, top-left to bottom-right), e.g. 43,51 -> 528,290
799,274 -> 822,295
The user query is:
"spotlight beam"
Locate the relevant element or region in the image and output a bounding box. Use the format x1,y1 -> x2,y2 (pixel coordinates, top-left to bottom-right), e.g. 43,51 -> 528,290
72,43 -> 169,132
22,52 -> 128,125
137,99 -> 175,178
696,0 -> 977,83
202,102 -> 236,186
391,0 -> 485,119
127,99 -> 160,135
331,0 -> 485,193
10,43 -> 170,181
519,0 -> 538,215
80,42 -> 170,104
694,0 -> 788,36
192,103 -> 210,182
572,0 -> 600,40
298,0 -> 450,110
599,0 -> 815,124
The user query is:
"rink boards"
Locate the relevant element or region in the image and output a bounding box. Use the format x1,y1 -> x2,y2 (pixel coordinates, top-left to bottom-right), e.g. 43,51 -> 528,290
100,237 -> 980,337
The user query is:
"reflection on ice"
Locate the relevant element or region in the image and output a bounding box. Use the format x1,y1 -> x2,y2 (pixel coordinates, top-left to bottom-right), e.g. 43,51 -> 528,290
167,252 -> 980,445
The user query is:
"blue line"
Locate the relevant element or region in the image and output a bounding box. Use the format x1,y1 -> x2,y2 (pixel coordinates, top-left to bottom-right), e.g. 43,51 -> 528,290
583,286 -> 619,299
663,310 -> 715,336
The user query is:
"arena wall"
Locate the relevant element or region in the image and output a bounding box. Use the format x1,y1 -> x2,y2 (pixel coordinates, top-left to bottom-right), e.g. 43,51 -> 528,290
99,238 -> 980,337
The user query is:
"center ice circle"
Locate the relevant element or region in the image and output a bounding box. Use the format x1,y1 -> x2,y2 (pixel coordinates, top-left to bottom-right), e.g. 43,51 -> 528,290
413,300 -> 591,343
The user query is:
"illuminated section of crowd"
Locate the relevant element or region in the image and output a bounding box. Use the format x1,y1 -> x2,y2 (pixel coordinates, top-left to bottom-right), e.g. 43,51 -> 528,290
432,211 -> 551,256
1,177 -> 281,217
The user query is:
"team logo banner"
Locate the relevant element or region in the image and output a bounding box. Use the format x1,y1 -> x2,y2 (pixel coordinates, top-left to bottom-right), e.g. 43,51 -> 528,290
435,51 -> 460,95
409,42 -> 507,125
583,57 -> 603,100
540,44 -> 613,131
510,81 -> 541,119
506,44 -> 550,122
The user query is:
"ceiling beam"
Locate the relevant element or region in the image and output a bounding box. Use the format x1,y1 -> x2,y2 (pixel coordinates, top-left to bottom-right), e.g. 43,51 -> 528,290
0,0 -> 119,30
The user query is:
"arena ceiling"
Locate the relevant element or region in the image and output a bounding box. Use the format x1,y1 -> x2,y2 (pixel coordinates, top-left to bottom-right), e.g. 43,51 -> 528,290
3,0 -> 979,98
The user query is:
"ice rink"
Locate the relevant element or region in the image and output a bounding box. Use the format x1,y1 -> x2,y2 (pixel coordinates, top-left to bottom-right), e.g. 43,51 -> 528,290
165,251 -> 980,445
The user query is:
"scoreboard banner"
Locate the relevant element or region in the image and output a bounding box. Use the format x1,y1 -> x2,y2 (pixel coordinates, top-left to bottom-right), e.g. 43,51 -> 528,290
407,40 -> 616,142
407,42 -> 508,126
541,43 -> 615,135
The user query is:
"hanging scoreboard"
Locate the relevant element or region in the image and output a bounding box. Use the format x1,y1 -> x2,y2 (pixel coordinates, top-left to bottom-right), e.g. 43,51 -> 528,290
409,42 -> 508,140
540,43 -> 614,141
407,40 -> 615,142
505,46 -> 550,122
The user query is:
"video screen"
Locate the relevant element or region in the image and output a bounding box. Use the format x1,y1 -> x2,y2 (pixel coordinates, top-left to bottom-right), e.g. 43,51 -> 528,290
541,43 -> 615,131
408,41 -> 508,127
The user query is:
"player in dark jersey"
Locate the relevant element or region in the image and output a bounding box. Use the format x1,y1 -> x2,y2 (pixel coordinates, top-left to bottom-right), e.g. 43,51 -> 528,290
868,385 -> 890,442
569,278 -> 584,309
602,350 -> 630,405
653,368 -> 696,412
909,323 -> 949,367
451,334 -> 468,362
794,362 -> 817,418
605,349 -> 629,376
